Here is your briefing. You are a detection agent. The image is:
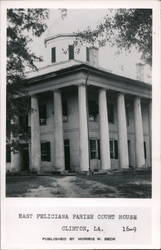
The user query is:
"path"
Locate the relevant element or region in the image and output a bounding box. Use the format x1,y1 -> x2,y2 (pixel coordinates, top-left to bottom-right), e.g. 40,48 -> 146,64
24,176 -> 119,198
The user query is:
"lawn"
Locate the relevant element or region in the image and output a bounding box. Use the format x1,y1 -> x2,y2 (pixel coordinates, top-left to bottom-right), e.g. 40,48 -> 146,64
6,170 -> 151,198
77,171 -> 151,198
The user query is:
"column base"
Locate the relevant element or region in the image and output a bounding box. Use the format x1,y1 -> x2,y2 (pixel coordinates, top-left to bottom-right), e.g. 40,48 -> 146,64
30,168 -> 41,175
7,168 -> 21,174
79,171 -> 90,176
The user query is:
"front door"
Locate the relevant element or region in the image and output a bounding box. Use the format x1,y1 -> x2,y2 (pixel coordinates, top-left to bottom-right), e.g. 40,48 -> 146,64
21,144 -> 29,171
64,139 -> 70,170
128,140 -> 132,168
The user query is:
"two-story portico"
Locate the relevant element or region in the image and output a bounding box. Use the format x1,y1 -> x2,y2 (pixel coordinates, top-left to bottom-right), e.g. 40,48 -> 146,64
7,34 -> 152,173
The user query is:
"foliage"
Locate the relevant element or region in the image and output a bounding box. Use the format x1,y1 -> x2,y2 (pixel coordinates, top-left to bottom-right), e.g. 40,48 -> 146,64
7,9 -> 49,147
75,9 -> 152,65
112,9 -> 152,65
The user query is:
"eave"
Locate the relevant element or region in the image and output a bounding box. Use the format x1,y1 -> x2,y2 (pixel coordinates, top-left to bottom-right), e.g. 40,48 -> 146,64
27,62 -> 152,91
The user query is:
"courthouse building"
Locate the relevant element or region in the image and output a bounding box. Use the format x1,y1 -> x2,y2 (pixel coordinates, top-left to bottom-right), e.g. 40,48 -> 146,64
6,34 -> 152,173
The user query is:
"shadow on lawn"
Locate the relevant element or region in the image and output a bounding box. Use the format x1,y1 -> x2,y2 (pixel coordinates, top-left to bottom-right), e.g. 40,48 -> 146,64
73,172 -> 151,198
117,183 -> 151,198
6,171 -> 151,198
6,176 -> 63,197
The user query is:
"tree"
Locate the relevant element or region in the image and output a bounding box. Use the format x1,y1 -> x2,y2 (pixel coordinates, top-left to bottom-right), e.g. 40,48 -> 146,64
75,9 -> 152,65
7,9 -> 49,149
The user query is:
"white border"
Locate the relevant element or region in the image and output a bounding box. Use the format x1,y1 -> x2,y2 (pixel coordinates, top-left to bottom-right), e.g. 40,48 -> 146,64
0,1 -> 161,249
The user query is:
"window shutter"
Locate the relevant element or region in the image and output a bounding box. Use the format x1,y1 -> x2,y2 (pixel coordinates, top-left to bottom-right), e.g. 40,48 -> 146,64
90,139 -> 97,159
97,140 -> 100,159
144,141 -> 147,159
86,47 -> 90,62
41,142 -> 51,161
108,103 -> 115,124
69,45 -> 74,60
6,145 -> 11,163
110,140 -> 113,159
114,140 -> 118,159
39,105 -> 47,125
46,142 -> 51,161
88,100 -> 98,120
51,47 -> 56,63
19,115 -> 28,133
63,100 -> 68,116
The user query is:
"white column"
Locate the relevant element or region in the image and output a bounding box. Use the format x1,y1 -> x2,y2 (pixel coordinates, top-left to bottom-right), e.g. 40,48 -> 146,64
134,96 -> 145,168
149,100 -> 152,165
117,93 -> 129,169
98,89 -> 111,170
10,117 -> 21,172
11,150 -> 21,172
31,95 -> 41,173
78,85 -> 89,171
53,89 -> 65,171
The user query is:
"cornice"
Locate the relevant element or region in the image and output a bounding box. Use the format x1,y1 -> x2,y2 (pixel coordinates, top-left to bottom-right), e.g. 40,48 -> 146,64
27,63 -> 152,92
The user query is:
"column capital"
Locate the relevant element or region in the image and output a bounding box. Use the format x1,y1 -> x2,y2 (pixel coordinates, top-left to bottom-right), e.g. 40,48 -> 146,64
135,95 -> 141,101
117,92 -> 126,97
31,93 -> 37,97
78,82 -> 87,87
99,87 -> 107,92
53,88 -> 62,93
118,91 -> 124,95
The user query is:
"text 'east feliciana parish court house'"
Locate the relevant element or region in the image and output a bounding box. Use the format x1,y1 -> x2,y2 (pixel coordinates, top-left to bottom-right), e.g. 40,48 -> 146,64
7,33 -> 152,174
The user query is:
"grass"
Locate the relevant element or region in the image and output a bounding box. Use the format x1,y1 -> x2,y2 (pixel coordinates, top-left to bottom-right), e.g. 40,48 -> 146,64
78,171 -> 151,198
6,171 -> 151,198
6,176 -> 62,197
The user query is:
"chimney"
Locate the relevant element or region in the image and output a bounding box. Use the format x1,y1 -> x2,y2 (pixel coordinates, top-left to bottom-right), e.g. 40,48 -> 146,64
136,63 -> 144,81
87,47 -> 99,67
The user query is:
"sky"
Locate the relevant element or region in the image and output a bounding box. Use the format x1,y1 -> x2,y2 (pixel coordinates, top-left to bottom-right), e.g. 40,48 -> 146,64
30,9 -> 151,83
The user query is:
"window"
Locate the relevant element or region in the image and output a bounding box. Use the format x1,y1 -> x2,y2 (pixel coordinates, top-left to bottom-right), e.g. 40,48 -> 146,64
6,145 -> 11,163
41,142 -> 51,161
110,139 -> 118,159
63,100 -> 68,122
144,141 -> 147,159
64,139 -> 70,147
88,100 -> 98,121
39,104 -> 47,125
86,47 -> 90,62
108,103 -> 115,124
90,139 -> 100,159
90,140 -> 96,159
126,105 -> 130,126
128,140 -> 131,158
68,45 -> 74,60
19,115 -> 28,133
51,47 -> 56,63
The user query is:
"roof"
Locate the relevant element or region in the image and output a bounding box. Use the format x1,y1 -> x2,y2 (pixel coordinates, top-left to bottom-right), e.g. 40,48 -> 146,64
44,33 -> 77,46
26,59 -> 152,91
26,60 -> 81,79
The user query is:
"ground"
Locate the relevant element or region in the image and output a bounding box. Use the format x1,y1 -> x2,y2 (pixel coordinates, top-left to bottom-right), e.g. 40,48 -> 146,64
6,170 -> 151,198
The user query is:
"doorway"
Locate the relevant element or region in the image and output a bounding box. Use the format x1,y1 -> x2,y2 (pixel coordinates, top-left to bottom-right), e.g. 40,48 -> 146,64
128,140 -> 133,168
21,143 -> 29,171
64,139 -> 70,171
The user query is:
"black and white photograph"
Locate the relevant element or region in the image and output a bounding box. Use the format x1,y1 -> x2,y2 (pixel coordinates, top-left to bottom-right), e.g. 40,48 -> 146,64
1,1 -> 161,249
5,7 -> 152,198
